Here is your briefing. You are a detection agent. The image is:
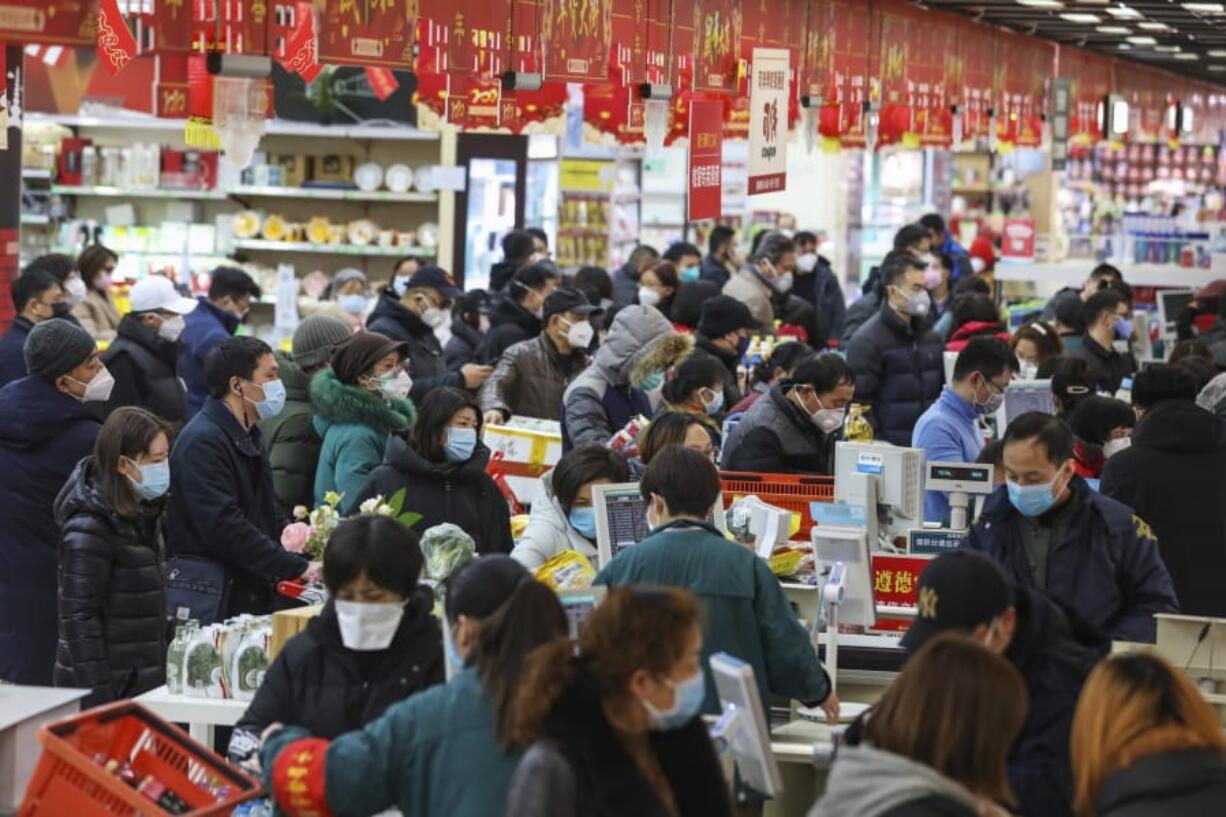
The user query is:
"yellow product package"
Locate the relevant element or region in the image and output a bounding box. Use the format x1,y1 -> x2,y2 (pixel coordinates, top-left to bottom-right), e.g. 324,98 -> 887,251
534,550 -> 597,591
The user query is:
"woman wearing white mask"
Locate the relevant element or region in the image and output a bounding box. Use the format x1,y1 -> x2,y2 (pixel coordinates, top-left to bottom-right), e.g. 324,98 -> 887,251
637,259 -> 680,316
328,267 -> 371,331
359,387 -> 514,555
658,355 -> 727,449
73,244 -> 123,342
722,353 -> 856,475
311,332 -> 416,514
99,274 -> 198,429
504,584 -> 734,817
54,407 -> 174,706
228,514 -> 444,771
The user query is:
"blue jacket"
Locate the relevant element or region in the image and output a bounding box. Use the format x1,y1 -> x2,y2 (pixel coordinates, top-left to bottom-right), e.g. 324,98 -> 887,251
0,317 -> 34,388
610,261 -> 640,308
965,478 -> 1178,643
846,300 -> 945,446
937,232 -> 974,280
596,519 -> 831,714
261,667 -> 521,817
178,298 -> 239,418
700,254 -> 734,288
912,387 -> 985,523
165,398 -> 307,616
0,376 -> 101,684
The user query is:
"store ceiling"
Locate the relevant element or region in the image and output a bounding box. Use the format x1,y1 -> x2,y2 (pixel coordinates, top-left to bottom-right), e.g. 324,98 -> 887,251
923,1 -> 1226,85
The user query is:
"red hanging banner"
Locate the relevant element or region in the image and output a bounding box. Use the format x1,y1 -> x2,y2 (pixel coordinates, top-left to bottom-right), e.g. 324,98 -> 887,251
156,54 -> 190,118
365,67 -> 399,100
278,1 -> 322,83
314,0 -> 415,69
688,99 -> 723,221
692,0 -> 740,95
192,0 -> 269,55
0,1 -> 96,47
541,0 -> 613,83
96,0 -> 138,76
441,0 -> 509,77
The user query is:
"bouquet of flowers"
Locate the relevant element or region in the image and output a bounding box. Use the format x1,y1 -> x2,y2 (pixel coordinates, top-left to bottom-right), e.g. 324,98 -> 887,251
281,489 -> 422,560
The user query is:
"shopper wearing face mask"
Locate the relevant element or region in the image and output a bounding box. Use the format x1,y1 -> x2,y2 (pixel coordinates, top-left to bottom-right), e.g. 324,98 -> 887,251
479,287 -> 602,425
689,295 -> 760,411
0,268 -> 66,387
311,332 -> 416,514
179,266 -> 263,418
228,514 -> 443,771
1069,288 -> 1137,395
166,337 -> 311,618
914,338 -> 1016,524
505,584 -> 734,817
259,555 -> 567,817
966,412 -> 1177,643
96,275 -> 198,430
1066,396 -> 1135,483
444,289 -> 493,370
1011,321 -> 1064,381
722,354 -> 855,475
637,259 -> 680,316
54,407 -> 175,706
792,230 -> 847,350
846,253 -> 945,445
72,244 -> 123,342
722,231 -> 798,330
663,241 -> 703,285
0,319 -> 103,684
1103,365 -> 1226,619
476,264 -> 562,364
658,356 -> 726,447
358,387 -> 513,554
367,265 -> 491,403
327,267 -> 370,331
511,444 -> 630,570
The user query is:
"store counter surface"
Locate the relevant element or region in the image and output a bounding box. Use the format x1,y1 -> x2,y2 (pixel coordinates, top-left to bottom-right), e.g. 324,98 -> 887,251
134,686 -> 248,746
0,686 -> 88,812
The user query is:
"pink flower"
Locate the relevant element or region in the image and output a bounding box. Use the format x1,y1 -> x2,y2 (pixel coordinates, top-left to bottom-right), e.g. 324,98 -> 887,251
281,522 -> 311,553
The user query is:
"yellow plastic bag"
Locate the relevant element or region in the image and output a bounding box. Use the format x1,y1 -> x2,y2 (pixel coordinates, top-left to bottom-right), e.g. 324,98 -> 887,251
534,550 -> 597,591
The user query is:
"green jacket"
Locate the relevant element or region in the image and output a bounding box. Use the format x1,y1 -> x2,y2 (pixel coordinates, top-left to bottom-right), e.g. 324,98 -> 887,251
311,369 -> 414,514
596,519 -> 831,713
261,667 -> 521,817
260,353 -> 319,515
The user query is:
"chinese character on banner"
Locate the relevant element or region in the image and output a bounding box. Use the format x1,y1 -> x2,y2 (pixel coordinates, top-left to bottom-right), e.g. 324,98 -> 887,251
542,0 -> 612,83
315,0 -> 415,69
747,47 -> 789,195
279,2 -> 322,83
688,99 -> 723,221
0,1 -> 97,47
96,0 -> 138,76
441,0 -> 510,77
692,0 -> 740,94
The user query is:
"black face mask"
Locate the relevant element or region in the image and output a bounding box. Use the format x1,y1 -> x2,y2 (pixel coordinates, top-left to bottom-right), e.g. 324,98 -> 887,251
52,302 -> 72,319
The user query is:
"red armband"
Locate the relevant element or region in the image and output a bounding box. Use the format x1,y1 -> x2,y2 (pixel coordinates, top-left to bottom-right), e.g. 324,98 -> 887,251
271,737 -> 334,817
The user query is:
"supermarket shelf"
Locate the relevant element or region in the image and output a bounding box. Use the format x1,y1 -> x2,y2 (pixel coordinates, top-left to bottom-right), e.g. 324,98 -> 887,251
230,186 -> 438,203
21,213 -> 52,225
52,185 -> 228,200
997,258 -> 1226,288
53,246 -> 231,260
233,239 -> 435,257
22,168 -> 53,180
25,111 -> 440,141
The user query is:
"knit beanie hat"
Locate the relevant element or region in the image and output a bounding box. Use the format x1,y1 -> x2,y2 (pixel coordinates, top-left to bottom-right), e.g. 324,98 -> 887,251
24,318 -> 97,381
698,295 -> 760,338
292,314 -> 353,369
331,331 -> 407,385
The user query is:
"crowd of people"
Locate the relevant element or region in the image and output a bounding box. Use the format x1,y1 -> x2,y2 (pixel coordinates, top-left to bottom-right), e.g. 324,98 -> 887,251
0,214 -> 1224,817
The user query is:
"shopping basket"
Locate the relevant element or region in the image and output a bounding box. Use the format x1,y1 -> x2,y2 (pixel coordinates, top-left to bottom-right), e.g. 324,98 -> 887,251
19,700 -> 260,817
719,471 -> 836,536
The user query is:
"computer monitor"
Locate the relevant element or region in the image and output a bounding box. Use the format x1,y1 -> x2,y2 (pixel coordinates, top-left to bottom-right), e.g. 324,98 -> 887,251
811,524 -> 875,628
556,586 -> 607,643
1157,289 -> 1195,339
997,379 -> 1055,427
833,442 -> 925,546
709,652 -> 783,799
594,482 -> 727,568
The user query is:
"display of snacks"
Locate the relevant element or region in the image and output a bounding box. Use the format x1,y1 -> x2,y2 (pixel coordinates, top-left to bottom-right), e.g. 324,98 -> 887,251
557,192 -> 612,267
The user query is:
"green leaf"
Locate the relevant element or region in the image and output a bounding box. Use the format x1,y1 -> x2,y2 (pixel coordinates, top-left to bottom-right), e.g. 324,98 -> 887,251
398,512 -> 422,529
387,488 -> 406,517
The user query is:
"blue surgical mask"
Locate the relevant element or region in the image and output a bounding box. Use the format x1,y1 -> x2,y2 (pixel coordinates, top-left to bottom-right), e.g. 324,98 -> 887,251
338,294 -> 368,315
638,371 -> 664,391
701,388 -> 724,415
680,265 -> 700,283
568,506 -> 597,539
444,426 -> 478,463
1115,316 -> 1134,340
244,378 -> 286,421
1006,470 -> 1069,518
392,275 -> 411,297
642,670 -> 706,730
125,458 -> 170,500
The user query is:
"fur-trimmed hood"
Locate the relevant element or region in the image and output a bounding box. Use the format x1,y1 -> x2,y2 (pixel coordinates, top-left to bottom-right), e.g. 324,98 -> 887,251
310,368 -> 415,436
593,304 -> 693,386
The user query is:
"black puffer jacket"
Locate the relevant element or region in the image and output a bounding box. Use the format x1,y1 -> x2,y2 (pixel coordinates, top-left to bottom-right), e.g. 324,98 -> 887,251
444,316 -> 486,369
227,593 -> 443,765
366,290 -> 464,404
476,297 -> 542,365
1095,748 -> 1226,817
53,457 -> 167,706
97,314 -> 187,428
721,384 -> 837,474
357,434 -> 513,555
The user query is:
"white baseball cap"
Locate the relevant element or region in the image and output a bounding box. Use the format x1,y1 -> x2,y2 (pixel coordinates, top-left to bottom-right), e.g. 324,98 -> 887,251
128,275 -> 198,315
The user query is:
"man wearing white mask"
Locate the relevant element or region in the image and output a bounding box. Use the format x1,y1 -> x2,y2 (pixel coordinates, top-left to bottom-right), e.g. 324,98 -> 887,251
846,253 -> 946,445
722,231 -> 798,329
98,274 -> 198,429
480,287 -> 603,424
793,229 -> 846,349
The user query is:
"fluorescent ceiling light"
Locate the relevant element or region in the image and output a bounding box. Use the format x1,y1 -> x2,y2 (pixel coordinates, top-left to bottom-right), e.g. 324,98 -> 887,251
1208,65 -> 1226,71
1017,0 -> 1064,7
1105,4 -> 1142,18
1183,3 -> 1225,13
1117,43 -> 1133,50
1154,45 -> 1182,52
1061,12 -> 1102,22
1096,25 -> 1130,33
1126,35 -> 1158,44
1173,52 -> 1200,59
1137,22 -> 1171,30
1209,49 -> 1226,57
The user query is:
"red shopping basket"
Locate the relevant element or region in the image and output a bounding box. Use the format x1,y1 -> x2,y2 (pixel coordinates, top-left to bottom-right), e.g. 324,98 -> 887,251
719,471 -> 835,536
19,700 -> 260,817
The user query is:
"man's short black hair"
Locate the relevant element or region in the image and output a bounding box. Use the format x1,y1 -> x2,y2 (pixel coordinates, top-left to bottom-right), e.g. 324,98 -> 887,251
894,224 -> 930,252
509,263 -> 560,303
977,440 -> 1004,469
1173,357 -> 1217,393
1132,364 -> 1199,409
208,266 -> 262,303
919,213 -> 946,237
881,252 -> 925,289
953,337 -> 1017,382
205,336 -> 273,398
1068,396 -> 1136,446
501,229 -> 535,261
23,253 -> 76,283
1082,288 -> 1126,327
323,515 -> 424,599
11,269 -> 61,312
663,242 -> 702,263
574,266 -> 612,303
1090,263 -> 1122,282
525,227 -> 548,248
640,446 -> 721,518
793,230 -> 818,247
951,272 -> 990,298
1108,279 -> 1133,308
791,353 -> 855,394
1002,412 -> 1074,464
1054,295 -> 1087,333
708,225 -> 735,256
751,232 -> 796,265
950,293 -> 1001,334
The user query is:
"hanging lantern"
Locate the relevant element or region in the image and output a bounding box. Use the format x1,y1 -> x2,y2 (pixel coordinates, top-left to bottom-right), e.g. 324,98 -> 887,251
644,98 -> 668,155
213,75 -> 268,170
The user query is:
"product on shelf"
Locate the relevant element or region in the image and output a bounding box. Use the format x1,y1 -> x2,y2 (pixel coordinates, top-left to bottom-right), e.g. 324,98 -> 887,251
174,615 -> 273,700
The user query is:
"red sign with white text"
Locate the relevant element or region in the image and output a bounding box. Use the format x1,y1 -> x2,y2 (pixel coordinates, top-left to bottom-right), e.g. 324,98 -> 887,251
869,553 -> 933,634
316,0 -> 415,69
1002,218 -> 1037,261
688,99 -> 723,221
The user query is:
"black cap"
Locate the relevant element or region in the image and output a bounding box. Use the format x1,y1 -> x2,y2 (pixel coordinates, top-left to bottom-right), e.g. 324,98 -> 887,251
544,286 -> 603,321
406,265 -> 462,300
899,550 -> 1015,654
697,295 -> 760,338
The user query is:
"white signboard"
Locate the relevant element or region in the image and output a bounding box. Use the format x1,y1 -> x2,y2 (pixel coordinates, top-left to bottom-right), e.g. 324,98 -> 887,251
747,47 -> 789,196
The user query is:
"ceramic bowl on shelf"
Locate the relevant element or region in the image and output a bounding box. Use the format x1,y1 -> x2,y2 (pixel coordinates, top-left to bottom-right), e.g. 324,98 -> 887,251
234,210 -> 262,238
385,163 -> 414,193
262,214 -> 289,241
414,165 -> 436,194
354,162 -> 384,193
347,219 -> 376,246
306,216 -> 333,244
416,222 -> 438,249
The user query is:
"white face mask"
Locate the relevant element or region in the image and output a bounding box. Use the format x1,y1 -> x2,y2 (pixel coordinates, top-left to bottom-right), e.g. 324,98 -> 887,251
157,315 -> 186,343
378,369 -> 413,402
1103,437 -> 1132,459
638,286 -> 662,307
563,318 -> 595,350
796,387 -> 844,434
68,366 -> 115,403
818,239 -> 836,258
774,272 -> 794,293
1018,361 -> 1039,381
64,277 -> 87,307
335,599 -> 405,651
421,306 -> 448,329
796,253 -> 819,274
893,287 -> 931,318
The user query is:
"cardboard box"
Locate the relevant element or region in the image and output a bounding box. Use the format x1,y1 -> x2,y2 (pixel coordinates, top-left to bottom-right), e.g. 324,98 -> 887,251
484,419 -> 563,507
270,604 -> 323,660
313,153 -> 356,184
272,153 -> 312,188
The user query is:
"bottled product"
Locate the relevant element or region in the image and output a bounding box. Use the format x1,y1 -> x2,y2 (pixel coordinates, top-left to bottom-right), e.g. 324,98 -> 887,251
844,404 -> 874,442
165,620 -> 198,695
100,758 -> 191,814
